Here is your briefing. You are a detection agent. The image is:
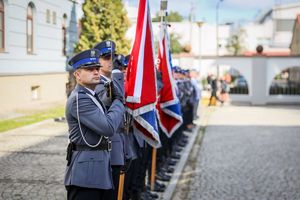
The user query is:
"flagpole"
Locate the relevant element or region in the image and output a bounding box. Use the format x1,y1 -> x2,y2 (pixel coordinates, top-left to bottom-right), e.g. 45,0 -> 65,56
106,5 -> 126,200
150,0 -> 168,191
150,147 -> 157,191
117,170 -> 125,200
126,0 -> 161,148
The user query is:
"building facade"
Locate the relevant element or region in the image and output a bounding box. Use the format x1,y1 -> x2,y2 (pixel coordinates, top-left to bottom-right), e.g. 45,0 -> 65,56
290,14 -> 300,55
243,2 -> 300,55
0,0 -> 76,113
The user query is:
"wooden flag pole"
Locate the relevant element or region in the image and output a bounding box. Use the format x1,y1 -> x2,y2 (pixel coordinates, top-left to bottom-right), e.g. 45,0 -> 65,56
150,148 -> 157,191
117,171 -> 125,200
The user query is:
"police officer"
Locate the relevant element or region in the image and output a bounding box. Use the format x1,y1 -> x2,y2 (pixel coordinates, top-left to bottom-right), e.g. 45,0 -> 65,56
94,40 -> 128,200
64,49 -> 125,200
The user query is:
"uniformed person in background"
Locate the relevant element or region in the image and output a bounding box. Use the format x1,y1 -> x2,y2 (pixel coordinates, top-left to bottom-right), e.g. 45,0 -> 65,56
64,49 -> 125,200
94,40 -> 128,200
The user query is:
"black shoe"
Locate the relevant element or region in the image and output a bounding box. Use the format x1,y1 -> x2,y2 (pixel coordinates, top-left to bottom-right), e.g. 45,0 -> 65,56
160,167 -> 174,174
156,172 -> 171,182
146,184 -> 165,192
179,138 -> 188,143
168,159 -> 177,166
178,141 -> 187,147
167,167 -> 175,173
155,182 -> 166,190
140,192 -> 154,200
171,153 -> 181,160
146,191 -> 159,198
154,185 -> 165,192
175,146 -> 183,152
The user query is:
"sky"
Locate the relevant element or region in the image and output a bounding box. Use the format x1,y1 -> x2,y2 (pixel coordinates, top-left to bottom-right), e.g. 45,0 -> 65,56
126,0 -> 300,24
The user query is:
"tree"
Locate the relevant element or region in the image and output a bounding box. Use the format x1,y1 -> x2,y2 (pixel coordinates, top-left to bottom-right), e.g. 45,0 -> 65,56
75,0 -> 131,54
66,0 -> 131,97
169,33 -> 183,54
226,29 -> 246,55
152,11 -> 183,22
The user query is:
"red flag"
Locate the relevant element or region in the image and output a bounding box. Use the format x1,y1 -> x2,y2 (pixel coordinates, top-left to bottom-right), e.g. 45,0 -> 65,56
156,24 -> 183,137
125,0 -> 160,148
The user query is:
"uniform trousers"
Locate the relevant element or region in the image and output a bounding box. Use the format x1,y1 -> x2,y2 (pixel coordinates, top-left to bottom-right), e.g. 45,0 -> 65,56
127,143 -> 151,199
123,158 -> 138,200
102,165 -> 121,200
66,185 -> 105,200
157,128 -> 172,171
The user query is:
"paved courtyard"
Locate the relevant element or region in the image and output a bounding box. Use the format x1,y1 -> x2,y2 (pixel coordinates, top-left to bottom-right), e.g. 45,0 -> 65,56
176,105 -> 300,200
1,105 -> 300,200
0,120 -> 68,200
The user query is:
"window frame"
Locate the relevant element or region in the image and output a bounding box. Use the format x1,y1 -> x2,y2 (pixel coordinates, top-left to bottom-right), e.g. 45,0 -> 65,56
46,9 -> 51,23
0,0 -> 5,52
275,19 -> 296,32
62,14 -> 67,56
52,11 -> 56,25
27,3 -> 34,54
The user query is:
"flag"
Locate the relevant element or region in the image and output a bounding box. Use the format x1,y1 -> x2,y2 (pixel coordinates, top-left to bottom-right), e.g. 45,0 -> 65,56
156,23 -> 183,137
125,0 -> 161,148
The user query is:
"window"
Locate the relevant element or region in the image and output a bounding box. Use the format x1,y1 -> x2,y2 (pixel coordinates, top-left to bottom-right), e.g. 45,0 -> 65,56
31,85 -> 40,100
52,11 -> 56,25
27,3 -> 34,54
46,9 -> 50,23
62,14 -> 67,55
0,0 -> 4,51
276,19 -> 295,32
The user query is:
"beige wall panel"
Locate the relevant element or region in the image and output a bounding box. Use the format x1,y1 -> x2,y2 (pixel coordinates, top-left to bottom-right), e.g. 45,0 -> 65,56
0,73 -> 68,112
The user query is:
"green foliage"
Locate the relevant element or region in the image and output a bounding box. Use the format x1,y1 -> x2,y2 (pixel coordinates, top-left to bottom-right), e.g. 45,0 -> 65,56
275,74 -> 281,80
226,29 -> 246,55
75,0 -> 131,55
0,106 -> 65,133
169,33 -> 183,54
152,11 -> 183,22
201,78 -> 208,87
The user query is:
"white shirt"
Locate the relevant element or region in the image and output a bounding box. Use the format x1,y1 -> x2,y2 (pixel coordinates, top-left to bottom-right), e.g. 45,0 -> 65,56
85,87 -> 96,96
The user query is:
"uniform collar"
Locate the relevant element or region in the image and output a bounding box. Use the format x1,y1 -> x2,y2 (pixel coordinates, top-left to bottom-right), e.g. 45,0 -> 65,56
84,87 -> 95,96
75,84 -> 96,96
100,74 -> 111,82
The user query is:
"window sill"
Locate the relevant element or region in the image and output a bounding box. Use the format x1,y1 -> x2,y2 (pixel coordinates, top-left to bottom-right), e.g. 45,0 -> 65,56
27,53 -> 38,56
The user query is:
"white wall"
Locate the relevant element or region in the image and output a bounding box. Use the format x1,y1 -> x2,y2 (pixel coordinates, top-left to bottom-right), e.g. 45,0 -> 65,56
0,0 -> 74,75
243,20 -> 273,51
174,55 -> 300,105
272,3 -> 300,47
126,20 -> 232,57
242,2 -> 300,51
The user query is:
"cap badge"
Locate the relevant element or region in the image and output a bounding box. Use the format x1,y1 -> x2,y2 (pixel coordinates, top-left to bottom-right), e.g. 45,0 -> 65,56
90,50 -> 96,57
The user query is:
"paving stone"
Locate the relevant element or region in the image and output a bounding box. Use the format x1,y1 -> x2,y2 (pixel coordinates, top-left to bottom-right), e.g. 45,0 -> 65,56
175,105 -> 300,200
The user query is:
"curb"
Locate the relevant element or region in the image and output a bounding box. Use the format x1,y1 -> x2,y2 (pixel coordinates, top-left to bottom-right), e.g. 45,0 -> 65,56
161,106 -> 214,200
0,119 -> 56,135
161,125 -> 201,200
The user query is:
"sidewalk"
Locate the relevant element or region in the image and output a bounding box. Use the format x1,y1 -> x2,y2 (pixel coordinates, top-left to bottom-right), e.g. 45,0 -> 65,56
0,119 -> 68,199
174,104 -> 300,200
0,108 -> 207,200
2,104 -> 299,200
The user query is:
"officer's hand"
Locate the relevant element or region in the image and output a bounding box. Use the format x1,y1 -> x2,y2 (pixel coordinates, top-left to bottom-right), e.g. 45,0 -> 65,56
112,54 -> 125,71
111,82 -> 124,103
104,81 -> 112,99
121,158 -> 132,172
